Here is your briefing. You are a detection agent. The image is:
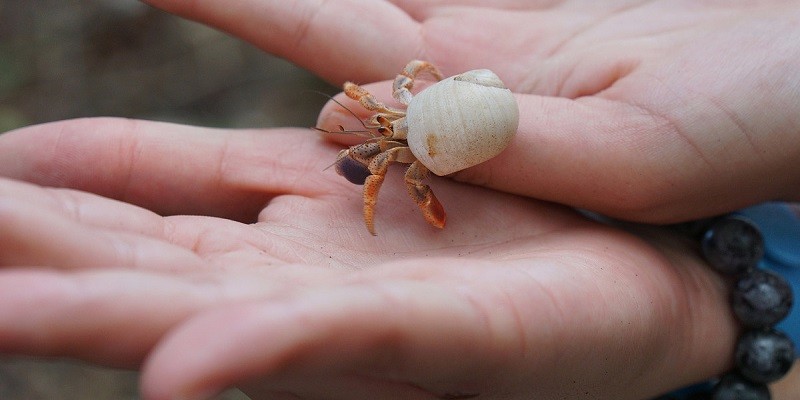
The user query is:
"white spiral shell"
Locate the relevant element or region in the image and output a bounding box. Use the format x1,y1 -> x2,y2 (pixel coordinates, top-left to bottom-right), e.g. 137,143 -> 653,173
405,69 -> 519,176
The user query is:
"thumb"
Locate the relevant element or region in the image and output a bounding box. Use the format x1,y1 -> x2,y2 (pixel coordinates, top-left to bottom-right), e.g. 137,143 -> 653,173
460,92 -> 792,223
456,95 -> 684,221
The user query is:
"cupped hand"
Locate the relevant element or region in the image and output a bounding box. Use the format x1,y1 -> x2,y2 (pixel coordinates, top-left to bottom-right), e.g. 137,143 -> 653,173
0,118 -> 734,400
143,0 -> 800,222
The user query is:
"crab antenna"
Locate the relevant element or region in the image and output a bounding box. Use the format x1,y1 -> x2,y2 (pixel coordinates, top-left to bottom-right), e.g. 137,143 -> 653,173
309,90 -> 377,136
322,159 -> 338,171
312,126 -> 373,138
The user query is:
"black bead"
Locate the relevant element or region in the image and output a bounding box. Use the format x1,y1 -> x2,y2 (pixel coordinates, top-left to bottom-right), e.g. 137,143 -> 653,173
689,392 -> 713,400
711,372 -> 770,400
732,269 -> 793,328
701,216 -> 765,274
734,328 -> 796,383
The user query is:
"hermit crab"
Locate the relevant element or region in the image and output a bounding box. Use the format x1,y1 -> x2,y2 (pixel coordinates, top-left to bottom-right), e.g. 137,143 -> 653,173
322,60 -> 519,235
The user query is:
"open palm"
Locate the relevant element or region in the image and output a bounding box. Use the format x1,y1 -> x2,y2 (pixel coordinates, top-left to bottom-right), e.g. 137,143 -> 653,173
0,118 -> 733,400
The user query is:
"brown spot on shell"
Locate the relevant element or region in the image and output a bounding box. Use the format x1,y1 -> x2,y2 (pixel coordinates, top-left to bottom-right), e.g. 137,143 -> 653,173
426,133 -> 438,157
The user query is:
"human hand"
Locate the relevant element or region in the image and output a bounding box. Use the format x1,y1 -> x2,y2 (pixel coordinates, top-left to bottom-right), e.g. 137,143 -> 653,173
143,0 -> 800,222
0,118 -> 736,399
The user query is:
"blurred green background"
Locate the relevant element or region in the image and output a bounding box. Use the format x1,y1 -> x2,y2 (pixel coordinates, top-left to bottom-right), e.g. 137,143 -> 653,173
0,0 -> 336,399
0,0 -> 335,131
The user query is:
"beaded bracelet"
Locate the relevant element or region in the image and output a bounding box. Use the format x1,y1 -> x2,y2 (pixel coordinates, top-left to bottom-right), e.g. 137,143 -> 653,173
701,215 -> 795,399
660,207 -> 797,400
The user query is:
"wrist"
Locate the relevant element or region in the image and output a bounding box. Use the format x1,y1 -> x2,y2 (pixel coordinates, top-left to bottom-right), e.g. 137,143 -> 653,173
662,202 -> 799,399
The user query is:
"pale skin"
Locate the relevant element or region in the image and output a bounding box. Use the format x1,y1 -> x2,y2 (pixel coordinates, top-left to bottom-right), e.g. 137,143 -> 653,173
1,1 -> 799,400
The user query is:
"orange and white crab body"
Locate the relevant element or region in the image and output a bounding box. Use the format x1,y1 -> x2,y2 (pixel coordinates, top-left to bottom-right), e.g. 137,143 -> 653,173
329,60 -> 519,235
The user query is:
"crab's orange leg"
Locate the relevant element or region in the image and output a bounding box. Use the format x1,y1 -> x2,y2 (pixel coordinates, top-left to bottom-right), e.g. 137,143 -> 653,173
392,60 -> 444,105
404,161 -> 446,229
344,82 -> 404,116
362,146 -> 417,235
362,174 -> 383,236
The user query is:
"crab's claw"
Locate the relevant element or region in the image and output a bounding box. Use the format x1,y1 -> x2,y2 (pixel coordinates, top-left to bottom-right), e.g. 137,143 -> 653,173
405,161 -> 446,230
414,188 -> 446,229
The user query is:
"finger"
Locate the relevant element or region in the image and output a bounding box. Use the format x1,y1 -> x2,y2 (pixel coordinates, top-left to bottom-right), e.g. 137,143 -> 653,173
141,0 -> 421,84
469,92 -> 793,223
458,95 -> 689,219
0,177 -> 303,269
239,374 -> 440,400
0,118 -> 336,222
0,269 -> 210,367
391,0 -> 553,15
141,280 -> 499,400
0,193 -> 204,270
144,251 -> 737,400
0,177 -> 166,236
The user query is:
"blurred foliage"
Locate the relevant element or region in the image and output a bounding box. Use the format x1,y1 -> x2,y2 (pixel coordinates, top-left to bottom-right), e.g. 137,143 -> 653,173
0,1 -> 337,399
0,0 -> 336,132
0,357 -> 249,400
